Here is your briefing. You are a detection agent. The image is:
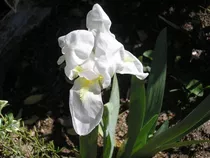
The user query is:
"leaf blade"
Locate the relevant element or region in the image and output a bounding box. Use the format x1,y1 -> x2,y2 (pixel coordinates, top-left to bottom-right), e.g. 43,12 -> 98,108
133,93 -> 210,157
79,126 -> 98,158
122,77 -> 146,157
156,140 -> 210,152
154,120 -> 169,136
103,74 -> 120,158
132,114 -> 159,155
144,28 -> 167,128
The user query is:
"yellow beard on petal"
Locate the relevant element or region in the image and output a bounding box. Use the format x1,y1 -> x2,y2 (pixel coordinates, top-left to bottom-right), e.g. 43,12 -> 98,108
72,66 -> 83,79
74,66 -> 83,73
79,78 -> 94,101
97,75 -> 103,83
79,75 -> 103,101
80,88 -> 88,101
97,75 -> 103,89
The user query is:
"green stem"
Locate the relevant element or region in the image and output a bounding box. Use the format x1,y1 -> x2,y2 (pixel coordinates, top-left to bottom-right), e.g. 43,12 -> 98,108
79,126 -> 98,158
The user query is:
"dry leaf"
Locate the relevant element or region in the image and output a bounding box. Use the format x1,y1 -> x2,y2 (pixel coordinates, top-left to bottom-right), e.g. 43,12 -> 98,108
24,94 -> 44,105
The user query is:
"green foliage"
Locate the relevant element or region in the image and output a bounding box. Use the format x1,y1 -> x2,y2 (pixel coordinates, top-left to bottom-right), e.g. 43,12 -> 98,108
102,74 -> 120,158
144,28 -> 167,128
143,50 -> 153,60
119,28 -> 167,157
131,114 -> 158,155
121,77 -> 146,157
79,126 -> 98,158
117,28 -> 210,158
185,79 -> 204,97
0,100 -> 8,114
132,91 -> 210,157
154,120 -> 169,137
0,100 -> 61,158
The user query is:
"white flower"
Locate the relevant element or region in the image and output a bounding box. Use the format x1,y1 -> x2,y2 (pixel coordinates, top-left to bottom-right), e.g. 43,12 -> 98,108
58,4 -> 149,135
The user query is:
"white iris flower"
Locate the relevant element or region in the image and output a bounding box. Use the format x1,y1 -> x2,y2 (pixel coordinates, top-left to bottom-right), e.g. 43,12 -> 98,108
58,4 -> 149,135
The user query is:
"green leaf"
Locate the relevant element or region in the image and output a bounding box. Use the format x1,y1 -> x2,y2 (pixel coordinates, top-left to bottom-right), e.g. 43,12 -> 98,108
158,15 -> 180,30
172,112 -> 210,142
79,126 -> 98,158
133,140 -> 210,158
133,93 -> 210,157
186,79 -> 203,97
103,74 -> 120,158
11,120 -> 20,132
7,113 -> 14,123
0,100 -> 8,114
156,140 -> 210,152
109,74 -> 120,109
98,123 -> 104,137
116,139 -> 127,158
122,77 -> 146,157
143,50 -> 153,60
144,28 -> 167,130
154,120 -> 169,136
131,114 -> 158,155
204,85 -> 210,90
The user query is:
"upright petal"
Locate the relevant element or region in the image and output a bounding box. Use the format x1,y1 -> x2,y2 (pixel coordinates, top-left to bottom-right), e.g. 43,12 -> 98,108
95,32 -> 122,58
94,56 -> 114,88
94,32 -> 123,88
86,4 -> 113,35
116,50 -> 149,80
69,77 -> 103,135
58,30 -> 94,71
78,53 -> 99,80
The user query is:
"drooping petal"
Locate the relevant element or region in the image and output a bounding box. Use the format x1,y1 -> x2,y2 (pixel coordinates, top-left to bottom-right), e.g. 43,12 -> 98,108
69,77 -> 103,135
58,30 -> 95,71
116,50 -> 149,80
86,4 -> 113,36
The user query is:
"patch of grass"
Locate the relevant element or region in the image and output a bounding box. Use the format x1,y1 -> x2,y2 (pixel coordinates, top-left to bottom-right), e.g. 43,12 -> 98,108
0,100 -> 61,158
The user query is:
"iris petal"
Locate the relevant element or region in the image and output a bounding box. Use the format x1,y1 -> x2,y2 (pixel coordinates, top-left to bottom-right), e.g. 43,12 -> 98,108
116,50 -> 149,80
86,4 -> 113,36
94,32 -> 123,88
58,30 -> 95,74
69,77 -> 103,135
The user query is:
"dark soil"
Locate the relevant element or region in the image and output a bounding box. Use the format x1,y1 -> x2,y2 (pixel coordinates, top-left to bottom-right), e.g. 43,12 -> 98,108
1,0 -> 210,157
